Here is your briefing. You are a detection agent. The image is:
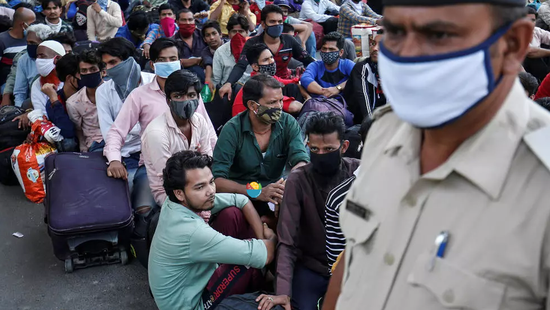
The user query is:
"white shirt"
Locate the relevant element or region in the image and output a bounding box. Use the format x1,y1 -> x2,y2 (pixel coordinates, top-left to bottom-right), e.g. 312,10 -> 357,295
96,72 -> 155,158
300,0 -> 340,23
30,79 -> 64,118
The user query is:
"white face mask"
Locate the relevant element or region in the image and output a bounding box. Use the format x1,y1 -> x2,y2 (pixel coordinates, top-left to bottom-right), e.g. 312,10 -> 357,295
378,25 -> 510,128
36,58 -> 56,77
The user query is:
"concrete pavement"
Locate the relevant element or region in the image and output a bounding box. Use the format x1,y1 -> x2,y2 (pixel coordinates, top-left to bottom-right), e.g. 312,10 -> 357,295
0,184 -> 158,310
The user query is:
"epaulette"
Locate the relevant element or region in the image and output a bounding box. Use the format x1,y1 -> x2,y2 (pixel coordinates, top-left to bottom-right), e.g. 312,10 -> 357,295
524,125 -> 550,172
371,104 -> 393,121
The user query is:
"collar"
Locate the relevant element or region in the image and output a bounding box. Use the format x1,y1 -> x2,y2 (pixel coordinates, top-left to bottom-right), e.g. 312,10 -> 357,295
241,110 -> 283,138
383,80 -> 529,200
165,198 -> 204,220
148,76 -> 164,94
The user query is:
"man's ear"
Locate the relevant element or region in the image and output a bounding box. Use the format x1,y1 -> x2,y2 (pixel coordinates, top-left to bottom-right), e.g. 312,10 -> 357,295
150,60 -> 155,72
247,100 -> 257,111
53,56 -> 60,65
251,63 -> 259,71
501,18 -> 534,75
339,49 -> 345,58
341,140 -> 350,154
173,189 -> 185,203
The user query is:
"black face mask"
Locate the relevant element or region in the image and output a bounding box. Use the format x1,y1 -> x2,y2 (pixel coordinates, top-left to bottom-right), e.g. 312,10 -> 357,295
27,44 -> 38,59
78,71 -> 103,89
310,148 -> 342,176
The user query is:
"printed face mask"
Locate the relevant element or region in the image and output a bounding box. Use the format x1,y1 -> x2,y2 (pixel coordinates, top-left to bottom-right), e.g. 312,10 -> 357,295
154,60 -> 181,78
255,102 -> 281,124
170,98 -> 199,119
258,62 -> 276,76
378,24 -> 511,128
320,51 -> 340,65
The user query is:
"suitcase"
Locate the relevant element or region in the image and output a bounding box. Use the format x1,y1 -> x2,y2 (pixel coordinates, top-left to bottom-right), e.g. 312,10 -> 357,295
44,152 -> 134,273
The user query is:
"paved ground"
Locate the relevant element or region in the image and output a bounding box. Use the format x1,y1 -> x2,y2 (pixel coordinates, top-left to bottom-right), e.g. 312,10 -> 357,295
0,184 -> 158,310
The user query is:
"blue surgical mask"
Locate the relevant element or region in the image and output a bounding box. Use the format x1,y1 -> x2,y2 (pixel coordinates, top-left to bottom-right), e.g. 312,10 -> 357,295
266,24 -> 283,38
378,24 -> 511,128
154,60 -> 181,78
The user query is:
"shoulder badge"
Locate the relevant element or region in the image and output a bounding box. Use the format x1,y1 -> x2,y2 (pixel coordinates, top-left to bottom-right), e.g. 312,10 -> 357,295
524,125 -> 550,172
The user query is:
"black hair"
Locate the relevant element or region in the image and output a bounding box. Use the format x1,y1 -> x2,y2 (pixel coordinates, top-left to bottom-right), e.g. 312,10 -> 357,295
158,3 -> 174,15
305,112 -> 346,141
535,97 -> 550,111
242,74 -> 284,109
163,151 -> 214,203
13,2 -> 34,10
55,53 -> 79,82
165,69 -> 202,99
79,49 -> 105,71
0,16 -> 11,33
490,5 -> 527,30
41,0 -> 62,9
526,6 -> 537,17
149,37 -> 179,62
201,20 -> 221,38
177,8 -> 192,20
127,11 -> 150,31
261,4 -> 283,22
359,117 -> 373,142
519,71 -> 539,97
246,43 -> 271,65
282,23 -> 294,34
227,13 -> 249,32
97,37 -> 137,61
47,31 -> 76,48
322,31 -> 344,50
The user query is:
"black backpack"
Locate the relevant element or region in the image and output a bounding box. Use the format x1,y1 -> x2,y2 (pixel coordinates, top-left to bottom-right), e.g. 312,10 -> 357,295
0,106 -> 29,150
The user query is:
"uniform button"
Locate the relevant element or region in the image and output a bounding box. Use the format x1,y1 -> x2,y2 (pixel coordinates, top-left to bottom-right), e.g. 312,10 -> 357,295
442,289 -> 454,304
404,195 -> 416,207
383,253 -> 394,266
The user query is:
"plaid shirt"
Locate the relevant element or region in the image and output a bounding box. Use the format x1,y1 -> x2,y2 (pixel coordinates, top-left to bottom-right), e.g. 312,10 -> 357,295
60,20 -> 74,34
337,1 -> 381,38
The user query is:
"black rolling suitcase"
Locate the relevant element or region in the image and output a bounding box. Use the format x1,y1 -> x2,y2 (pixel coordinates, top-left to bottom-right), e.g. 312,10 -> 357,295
44,152 -> 134,273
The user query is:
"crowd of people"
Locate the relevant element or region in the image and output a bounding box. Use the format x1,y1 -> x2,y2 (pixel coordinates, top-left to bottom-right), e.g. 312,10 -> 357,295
3,0 -> 550,308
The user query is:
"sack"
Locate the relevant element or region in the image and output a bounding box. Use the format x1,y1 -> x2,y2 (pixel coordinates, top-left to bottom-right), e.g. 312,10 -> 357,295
215,292 -> 284,310
0,147 -> 18,186
298,95 -> 354,127
12,141 -> 56,203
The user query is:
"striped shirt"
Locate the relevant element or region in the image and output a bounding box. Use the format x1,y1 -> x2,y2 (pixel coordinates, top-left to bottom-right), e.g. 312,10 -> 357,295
325,174 -> 357,273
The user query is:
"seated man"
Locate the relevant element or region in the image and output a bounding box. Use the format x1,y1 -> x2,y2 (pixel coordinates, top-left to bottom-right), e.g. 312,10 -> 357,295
115,11 -> 154,48
41,0 -> 73,34
104,38 -> 216,203
142,70 -> 214,207
301,32 -> 355,99
142,4 -> 179,58
525,6 -> 550,81
44,53 -> 80,152
213,74 -> 309,220
30,40 -> 66,116
344,28 -> 386,123
208,0 -> 256,36
149,150 -> 277,310
257,112 -> 360,309
86,0 -> 123,41
2,24 -> 53,107
299,0 -> 340,34
66,50 -> 105,153
274,0 -> 315,57
201,20 -> 224,93
519,71 -> 539,100
47,31 -> 75,54
97,37 -> 156,238
337,0 -> 382,38
211,13 -> 252,89
0,7 -> 35,86
171,8 -> 206,82
219,5 -> 315,100
232,43 -> 304,116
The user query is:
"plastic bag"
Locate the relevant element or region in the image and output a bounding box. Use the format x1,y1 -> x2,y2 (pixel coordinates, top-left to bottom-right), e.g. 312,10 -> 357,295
201,84 -> 215,103
11,118 -> 57,203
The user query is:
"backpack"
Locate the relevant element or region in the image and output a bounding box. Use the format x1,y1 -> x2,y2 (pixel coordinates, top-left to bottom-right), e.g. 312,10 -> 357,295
343,124 -> 363,159
0,106 -> 29,150
298,95 -> 354,127
72,0 -> 94,30
215,292 -> 284,310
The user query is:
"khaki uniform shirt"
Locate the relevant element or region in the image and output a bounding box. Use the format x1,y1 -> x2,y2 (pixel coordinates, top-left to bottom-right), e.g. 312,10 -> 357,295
337,81 -> 550,310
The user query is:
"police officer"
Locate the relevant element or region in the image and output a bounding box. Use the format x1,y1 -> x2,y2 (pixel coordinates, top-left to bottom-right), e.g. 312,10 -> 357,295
323,0 -> 550,309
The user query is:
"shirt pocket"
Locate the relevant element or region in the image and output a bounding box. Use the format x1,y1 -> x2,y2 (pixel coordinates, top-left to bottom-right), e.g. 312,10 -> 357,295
407,253 -> 505,310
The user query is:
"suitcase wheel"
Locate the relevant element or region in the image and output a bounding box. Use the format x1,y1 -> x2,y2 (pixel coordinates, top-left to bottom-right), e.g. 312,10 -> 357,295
120,250 -> 129,265
65,258 -> 74,273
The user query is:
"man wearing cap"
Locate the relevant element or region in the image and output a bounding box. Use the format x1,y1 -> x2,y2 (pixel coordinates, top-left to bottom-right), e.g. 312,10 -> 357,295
29,40 -> 65,117
323,1 -> 550,310
273,0 -> 316,57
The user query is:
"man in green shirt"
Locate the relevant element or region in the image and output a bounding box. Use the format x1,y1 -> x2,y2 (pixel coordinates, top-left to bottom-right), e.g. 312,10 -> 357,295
212,74 -> 309,218
148,151 -> 277,310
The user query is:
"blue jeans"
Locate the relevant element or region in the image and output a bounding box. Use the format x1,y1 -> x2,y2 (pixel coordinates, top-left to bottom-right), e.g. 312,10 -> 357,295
57,137 -> 78,152
88,140 -> 105,153
306,32 -> 317,59
292,264 -> 330,310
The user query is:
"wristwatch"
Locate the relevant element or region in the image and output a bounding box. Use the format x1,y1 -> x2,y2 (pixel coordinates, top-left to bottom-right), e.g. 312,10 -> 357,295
336,85 -> 343,92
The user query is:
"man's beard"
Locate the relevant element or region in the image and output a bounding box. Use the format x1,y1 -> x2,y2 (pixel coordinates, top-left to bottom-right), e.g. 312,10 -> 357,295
184,193 -> 216,214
